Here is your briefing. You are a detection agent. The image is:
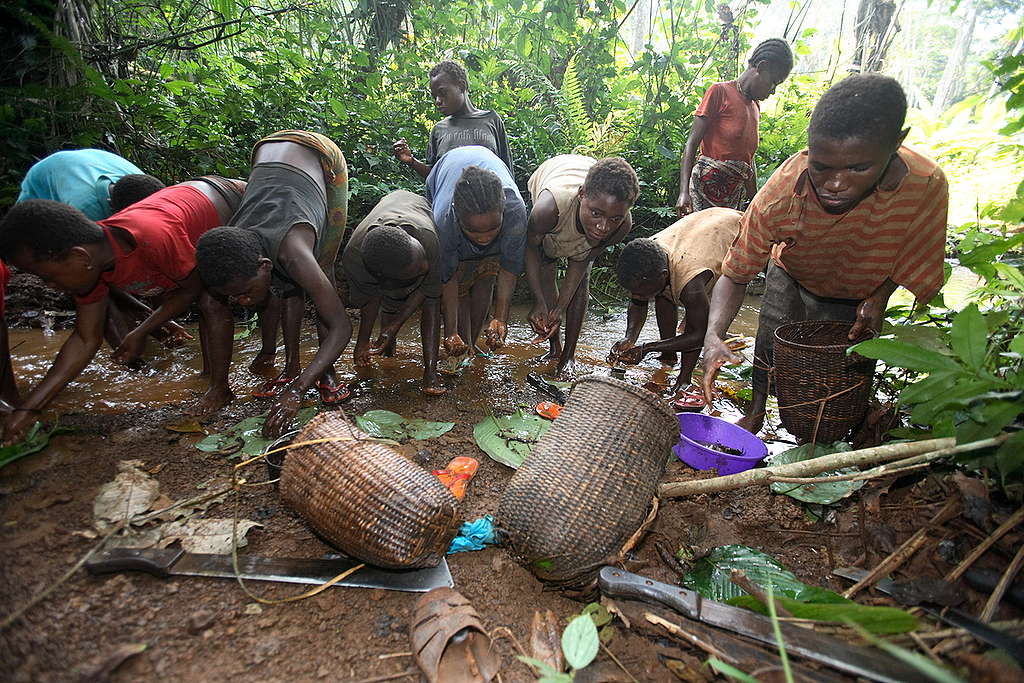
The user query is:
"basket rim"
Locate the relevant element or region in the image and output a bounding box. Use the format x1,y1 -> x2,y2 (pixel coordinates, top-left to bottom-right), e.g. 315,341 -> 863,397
774,320 -> 861,353
571,374 -> 678,427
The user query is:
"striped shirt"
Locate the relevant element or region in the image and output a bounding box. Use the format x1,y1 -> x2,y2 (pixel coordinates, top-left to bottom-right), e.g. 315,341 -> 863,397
721,146 -> 948,302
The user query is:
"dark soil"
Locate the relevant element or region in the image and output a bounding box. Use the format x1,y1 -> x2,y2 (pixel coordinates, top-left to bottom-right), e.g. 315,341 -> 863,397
1,336 -> 1019,681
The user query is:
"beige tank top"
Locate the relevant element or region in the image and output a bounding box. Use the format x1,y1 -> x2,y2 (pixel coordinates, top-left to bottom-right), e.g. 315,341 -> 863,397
528,154 -> 598,262
653,207 -> 742,305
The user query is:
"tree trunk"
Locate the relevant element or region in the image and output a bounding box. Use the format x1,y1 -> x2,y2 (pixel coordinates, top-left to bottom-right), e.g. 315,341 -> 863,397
932,0 -> 979,112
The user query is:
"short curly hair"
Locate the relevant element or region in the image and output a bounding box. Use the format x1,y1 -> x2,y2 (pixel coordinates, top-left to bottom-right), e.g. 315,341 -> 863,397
616,238 -> 668,291
583,157 -> 640,204
453,166 -> 504,221
363,226 -> 418,277
195,227 -> 265,289
809,74 -> 907,149
0,199 -> 105,261
109,174 -> 165,213
748,39 -> 794,75
429,60 -> 468,90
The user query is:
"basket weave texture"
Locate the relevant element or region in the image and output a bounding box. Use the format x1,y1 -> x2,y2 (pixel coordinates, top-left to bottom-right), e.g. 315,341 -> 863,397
497,375 -> 678,591
280,412 -> 460,569
773,320 -> 876,442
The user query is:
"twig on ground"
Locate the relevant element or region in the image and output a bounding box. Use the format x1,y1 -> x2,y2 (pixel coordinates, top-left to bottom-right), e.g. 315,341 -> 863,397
979,543 -> 1024,623
644,612 -> 734,663
730,570 -> 793,617
945,506 -> 1024,582
843,499 -> 961,599
909,632 -> 943,665
600,642 -> 638,683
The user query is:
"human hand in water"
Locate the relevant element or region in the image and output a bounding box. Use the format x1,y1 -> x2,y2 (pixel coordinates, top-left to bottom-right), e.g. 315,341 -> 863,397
849,295 -> 885,341
369,327 -> 398,356
541,308 -> 564,339
484,319 -> 507,351
616,343 -> 648,365
675,190 -> 693,218
607,338 -> 636,364
701,336 -> 742,405
157,320 -> 193,348
263,387 -> 302,438
353,343 -> 372,368
527,304 -> 549,337
443,334 -> 468,357
392,139 -> 414,165
112,330 -> 146,366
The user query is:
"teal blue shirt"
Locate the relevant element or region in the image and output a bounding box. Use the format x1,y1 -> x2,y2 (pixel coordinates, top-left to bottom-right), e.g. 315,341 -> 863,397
17,149 -> 144,221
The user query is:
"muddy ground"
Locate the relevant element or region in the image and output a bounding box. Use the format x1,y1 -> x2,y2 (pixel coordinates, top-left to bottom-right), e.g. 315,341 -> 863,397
1,279 -> 1021,682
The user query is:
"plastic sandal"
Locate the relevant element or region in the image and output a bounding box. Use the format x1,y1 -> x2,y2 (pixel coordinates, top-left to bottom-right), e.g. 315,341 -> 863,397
410,587 -> 499,683
432,457 -> 479,500
672,385 -> 706,412
316,381 -> 352,405
253,375 -> 296,398
535,401 -> 562,420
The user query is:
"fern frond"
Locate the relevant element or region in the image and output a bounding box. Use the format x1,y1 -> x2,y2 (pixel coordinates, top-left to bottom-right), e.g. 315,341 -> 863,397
560,55 -> 590,151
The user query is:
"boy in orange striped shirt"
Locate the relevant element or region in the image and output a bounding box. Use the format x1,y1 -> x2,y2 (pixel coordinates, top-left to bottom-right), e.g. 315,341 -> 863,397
701,74 -> 949,434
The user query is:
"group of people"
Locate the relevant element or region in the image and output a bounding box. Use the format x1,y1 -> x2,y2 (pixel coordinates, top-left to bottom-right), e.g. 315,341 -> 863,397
0,39 -> 949,444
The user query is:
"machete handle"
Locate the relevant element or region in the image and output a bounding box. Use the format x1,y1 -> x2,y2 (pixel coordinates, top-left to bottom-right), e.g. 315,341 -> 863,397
85,547 -> 185,578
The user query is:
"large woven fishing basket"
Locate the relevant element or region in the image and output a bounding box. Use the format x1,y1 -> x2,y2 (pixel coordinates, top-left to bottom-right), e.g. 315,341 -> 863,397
497,375 -> 678,594
280,412 -> 460,569
773,320 -> 876,443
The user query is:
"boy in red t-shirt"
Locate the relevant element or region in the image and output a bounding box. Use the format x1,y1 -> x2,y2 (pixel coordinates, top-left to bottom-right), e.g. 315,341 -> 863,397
675,40 -> 793,216
0,182 -> 237,443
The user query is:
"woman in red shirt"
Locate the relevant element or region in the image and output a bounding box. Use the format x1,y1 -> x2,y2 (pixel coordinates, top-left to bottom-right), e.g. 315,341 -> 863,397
675,39 -> 794,216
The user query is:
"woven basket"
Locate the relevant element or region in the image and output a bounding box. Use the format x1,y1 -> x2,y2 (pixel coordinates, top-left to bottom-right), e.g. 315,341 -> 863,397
773,320 -> 876,443
280,412 -> 460,569
497,375 -> 678,594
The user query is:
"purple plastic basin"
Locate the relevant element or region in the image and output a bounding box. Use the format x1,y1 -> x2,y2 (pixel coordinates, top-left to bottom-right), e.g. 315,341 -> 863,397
673,413 -> 768,475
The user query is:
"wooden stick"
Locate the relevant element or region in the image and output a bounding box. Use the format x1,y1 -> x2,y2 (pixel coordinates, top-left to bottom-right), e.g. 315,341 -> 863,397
979,543 -> 1024,623
843,499 -> 961,599
659,437 -> 955,498
945,506 -> 1024,582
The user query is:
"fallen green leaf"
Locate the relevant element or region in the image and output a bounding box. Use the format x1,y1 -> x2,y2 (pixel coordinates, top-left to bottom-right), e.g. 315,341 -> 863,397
354,410 -> 453,442
473,409 -> 551,468
194,408 -> 317,460
727,595 -> 917,634
766,442 -> 864,504
0,422 -> 70,470
562,613 -> 599,671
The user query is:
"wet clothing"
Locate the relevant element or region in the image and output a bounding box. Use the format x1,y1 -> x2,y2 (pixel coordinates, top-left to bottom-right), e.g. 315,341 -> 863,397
232,130 -> 349,296
18,149 -> 144,221
689,156 -> 753,212
694,82 -> 760,164
527,154 -> 625,262
652,208 -> 742,306
426,146 -> 527,284
76,185 -> 221,305
426,111 -> 513,174
752,262 -> 859,396
721,146 -> 948,303
343,190 -> 441,313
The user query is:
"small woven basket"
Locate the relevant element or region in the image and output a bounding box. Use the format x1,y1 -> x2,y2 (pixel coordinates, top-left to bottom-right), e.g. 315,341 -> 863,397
280,412 -> 460,569
497,375 -> 678,594
773,320 -> 876,443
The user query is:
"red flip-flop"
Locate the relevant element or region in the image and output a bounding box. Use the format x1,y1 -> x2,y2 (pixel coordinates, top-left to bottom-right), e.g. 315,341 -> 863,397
316,381 -> 352,405
253,375 -> 296,398
672,385 -> 706,412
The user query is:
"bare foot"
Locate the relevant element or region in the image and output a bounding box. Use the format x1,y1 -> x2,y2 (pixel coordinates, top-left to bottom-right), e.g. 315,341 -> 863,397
540,342 -> 562,361
249,351 -> 276,377
190,386 -> 235,415
736,413 -> 764,435
555,359 -> 577,380
421,384 -> 447,396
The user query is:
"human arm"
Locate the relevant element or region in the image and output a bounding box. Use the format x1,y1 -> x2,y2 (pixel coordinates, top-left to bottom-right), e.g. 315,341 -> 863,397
392,138 -> 431,179
700,276 -> 747,403
353,297 -> 380,367
626,277 -> 711,364
676,116 -> 709,217
420,298 -> 444,395
440,276 -> 467,356
523,193 -> 558,335
849,278 -> 898,341
372,289 -> 426,352
609,297 -> 649,361
111,269 -> 203,365
484,267 -> 517,350
3,298 -> 107,443
744,160 -> 757,207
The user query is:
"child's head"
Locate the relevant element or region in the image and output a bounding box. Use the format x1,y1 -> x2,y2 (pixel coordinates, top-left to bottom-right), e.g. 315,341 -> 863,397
578,157 -> 640,243
807,74 -> 909,215
616,238 -> 669,299
195,227 -> 273,307
429,60 -> 469,116
0,199 -> 105,296
453,166 -> 505,247
110,174 -> 165,213
362,226 -> 428,287
743,39 -> 794,101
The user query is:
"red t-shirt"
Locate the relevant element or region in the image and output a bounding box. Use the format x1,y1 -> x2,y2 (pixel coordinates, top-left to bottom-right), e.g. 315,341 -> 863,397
76,184 -> 220,305
694,81 -> 760,164
0,261 -> 9,316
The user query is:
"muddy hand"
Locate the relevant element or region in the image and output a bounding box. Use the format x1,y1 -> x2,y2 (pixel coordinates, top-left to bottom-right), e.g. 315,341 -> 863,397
849,296 -> 885,341
443,334 -> 468,357
701,337 -> 741,406
607,338 -> 635,364
158,320 -> 193,348
527,305 -> 549,337
483,319 -> 507,351
675,190 -> 693,218
190,386 -> 234,416
392,138 -> 413,164
263,388 -> 302,438
617,344 -> 646,365
1,410 -> 35,446
353,344 -> 372,368
112,330 -> 146,366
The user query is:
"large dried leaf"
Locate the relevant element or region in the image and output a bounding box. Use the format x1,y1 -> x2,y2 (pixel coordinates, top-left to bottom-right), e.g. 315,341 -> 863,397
158,518 -> 262,554
93,460 -> 160,530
